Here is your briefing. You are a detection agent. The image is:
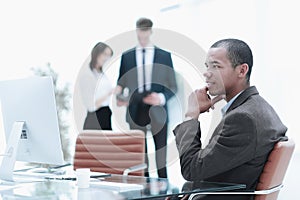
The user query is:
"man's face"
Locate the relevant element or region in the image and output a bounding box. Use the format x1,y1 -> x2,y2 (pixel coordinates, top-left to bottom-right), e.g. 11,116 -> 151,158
136,29 -> 152,47
204,47 -> 239,96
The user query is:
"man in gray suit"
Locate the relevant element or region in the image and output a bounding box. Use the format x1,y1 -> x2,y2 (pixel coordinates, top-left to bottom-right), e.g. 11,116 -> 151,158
173,39 -> 287,200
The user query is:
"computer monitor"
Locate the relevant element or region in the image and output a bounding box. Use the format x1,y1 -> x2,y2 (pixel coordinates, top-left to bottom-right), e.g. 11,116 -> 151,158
0,76 -> 65,181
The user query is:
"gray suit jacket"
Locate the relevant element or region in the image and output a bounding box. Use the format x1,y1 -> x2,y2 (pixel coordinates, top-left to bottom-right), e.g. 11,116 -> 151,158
173,86 -> 287,200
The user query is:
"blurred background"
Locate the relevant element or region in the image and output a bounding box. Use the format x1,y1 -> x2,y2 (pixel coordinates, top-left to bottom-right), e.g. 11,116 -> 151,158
0,0 -> 299,198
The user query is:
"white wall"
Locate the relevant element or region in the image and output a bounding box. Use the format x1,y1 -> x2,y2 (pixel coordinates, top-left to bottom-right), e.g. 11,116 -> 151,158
1,0 -> 298,148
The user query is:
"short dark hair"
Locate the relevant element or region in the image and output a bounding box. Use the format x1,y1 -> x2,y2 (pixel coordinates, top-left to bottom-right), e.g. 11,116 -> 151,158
211,39 -> 253,82
90,42 -> 113,72
136,18 -> 153,31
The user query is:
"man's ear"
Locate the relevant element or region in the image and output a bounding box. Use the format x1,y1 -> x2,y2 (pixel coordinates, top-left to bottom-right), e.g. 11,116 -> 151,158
237,63 -> 249,78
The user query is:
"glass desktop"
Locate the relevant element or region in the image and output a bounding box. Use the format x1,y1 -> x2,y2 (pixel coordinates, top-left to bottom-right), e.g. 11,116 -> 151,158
0,174 -> 246,200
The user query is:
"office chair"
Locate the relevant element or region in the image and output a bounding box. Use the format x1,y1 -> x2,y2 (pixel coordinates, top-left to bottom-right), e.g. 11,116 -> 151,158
188,138 -> 295,200
74,130 -> 147,176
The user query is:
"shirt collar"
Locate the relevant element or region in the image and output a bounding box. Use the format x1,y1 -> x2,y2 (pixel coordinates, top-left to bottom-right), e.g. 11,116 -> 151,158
136,43 -> 154,51
92,68 -> 103,77
221,90 -> 244,116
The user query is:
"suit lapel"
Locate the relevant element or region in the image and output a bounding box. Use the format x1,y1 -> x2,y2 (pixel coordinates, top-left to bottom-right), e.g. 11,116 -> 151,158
151,47 -> 158,87
132,48 -> 137,70
153,46 -> 158,63
128,48 -> 138,89
209,86 -> 259,142
226,86 -> 259,114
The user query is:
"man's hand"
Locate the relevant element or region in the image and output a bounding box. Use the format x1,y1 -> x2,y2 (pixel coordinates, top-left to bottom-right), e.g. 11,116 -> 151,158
115,85 -> 123,95
143,92 -> 162,106
117,99 -> 129,107
115,85 -> 129,107
185,87 -> 225,119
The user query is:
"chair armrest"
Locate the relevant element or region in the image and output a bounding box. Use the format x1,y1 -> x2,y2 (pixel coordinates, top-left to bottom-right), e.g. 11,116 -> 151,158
188,184 -> 283,200
123,163 -> 147,176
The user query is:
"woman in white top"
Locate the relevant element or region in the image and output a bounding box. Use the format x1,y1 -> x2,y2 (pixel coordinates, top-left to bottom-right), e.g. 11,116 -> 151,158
80,42 -> 113,130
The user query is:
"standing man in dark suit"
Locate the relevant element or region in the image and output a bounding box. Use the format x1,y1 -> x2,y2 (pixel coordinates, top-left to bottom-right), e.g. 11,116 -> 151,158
117,18 -> 177,178
174,39 -> 287,200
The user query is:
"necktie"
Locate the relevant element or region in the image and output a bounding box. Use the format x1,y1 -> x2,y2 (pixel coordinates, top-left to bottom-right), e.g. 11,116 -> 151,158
142,48 -> 146,92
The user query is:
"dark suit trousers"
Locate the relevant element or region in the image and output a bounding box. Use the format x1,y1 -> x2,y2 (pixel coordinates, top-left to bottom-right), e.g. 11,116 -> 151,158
129,121 -> 168,178
83,106 -> 112,130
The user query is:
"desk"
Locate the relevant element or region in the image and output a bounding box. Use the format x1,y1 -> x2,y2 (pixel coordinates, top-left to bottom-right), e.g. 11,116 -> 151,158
0,174 -> 245,199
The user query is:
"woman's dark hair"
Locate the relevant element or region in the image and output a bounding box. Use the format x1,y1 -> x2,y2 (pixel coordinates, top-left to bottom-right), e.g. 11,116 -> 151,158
89,42 -> 113,72
211,39 -> 253,82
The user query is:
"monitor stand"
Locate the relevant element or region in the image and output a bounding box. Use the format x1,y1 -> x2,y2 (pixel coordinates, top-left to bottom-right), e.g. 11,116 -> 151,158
0,121 -> 26,182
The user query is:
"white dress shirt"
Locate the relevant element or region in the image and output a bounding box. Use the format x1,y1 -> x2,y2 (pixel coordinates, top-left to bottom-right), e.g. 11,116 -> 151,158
79,67 -> 112,112
136,44 -> 154,93
92,69 -> 113,108
135,44 -> 166,105
221,90 -> 243,116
